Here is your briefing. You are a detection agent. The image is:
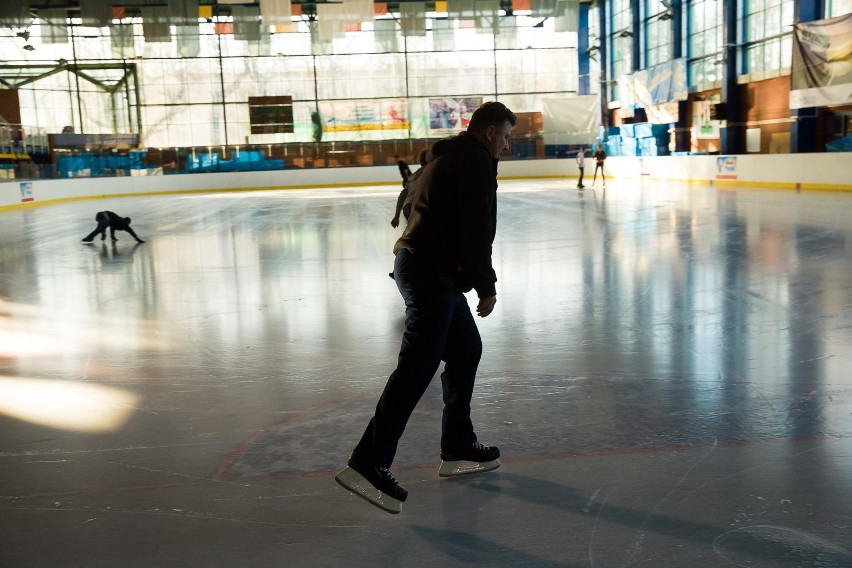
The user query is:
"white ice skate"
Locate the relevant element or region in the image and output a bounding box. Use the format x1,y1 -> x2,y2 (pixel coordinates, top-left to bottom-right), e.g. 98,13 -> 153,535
335,466 -> 405,514
438,442 -> 501,477
438,457 -> 501,477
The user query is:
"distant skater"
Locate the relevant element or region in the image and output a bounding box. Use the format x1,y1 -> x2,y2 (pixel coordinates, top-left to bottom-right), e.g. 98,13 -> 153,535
395,154 -> 412,187
82,211 -> 145,243
391,148 -> 429,228
576,147 -> 586,189
592,144 -> 607,187
337,101 -> 517,514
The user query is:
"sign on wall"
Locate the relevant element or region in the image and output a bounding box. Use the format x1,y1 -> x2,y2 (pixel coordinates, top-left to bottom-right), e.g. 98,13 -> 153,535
427,97 -> 482,137
318,100 -> 410,133
716,156 -> 737,180
20,182 -> 34,203
692,98 -> 721,140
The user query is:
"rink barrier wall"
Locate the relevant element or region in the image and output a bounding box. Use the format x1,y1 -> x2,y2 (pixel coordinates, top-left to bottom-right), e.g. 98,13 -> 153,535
1,153 -> 850,210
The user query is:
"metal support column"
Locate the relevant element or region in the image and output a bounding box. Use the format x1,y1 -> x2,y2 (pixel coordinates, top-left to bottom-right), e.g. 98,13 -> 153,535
720,0 -> 742,155
631,0 -> 640,72
672,0 -> 690,152
598,0 -> 610,131
578,2 -> 590,95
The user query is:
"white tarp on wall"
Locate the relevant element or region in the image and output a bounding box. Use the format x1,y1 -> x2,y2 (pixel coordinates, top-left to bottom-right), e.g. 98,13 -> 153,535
542,95 -> 600,145
790,13 -> 852,109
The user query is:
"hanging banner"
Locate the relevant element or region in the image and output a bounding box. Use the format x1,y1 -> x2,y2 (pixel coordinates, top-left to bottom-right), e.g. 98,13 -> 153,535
618,58 -> 688,112
319,100 -> 409,132
644,101 -> 679,124
428,97 -> 482,137
790,13 -> 852,109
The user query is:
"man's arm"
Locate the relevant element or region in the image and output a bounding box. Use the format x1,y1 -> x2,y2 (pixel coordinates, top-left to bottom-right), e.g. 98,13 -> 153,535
457,150 -> 498,299
125,226 -> 144,243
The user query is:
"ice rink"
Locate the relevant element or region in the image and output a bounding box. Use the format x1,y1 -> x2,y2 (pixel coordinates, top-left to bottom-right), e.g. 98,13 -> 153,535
1,179 -> 851,567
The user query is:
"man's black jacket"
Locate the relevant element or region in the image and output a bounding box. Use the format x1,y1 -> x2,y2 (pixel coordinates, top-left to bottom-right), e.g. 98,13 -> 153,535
393,132 -> 498,299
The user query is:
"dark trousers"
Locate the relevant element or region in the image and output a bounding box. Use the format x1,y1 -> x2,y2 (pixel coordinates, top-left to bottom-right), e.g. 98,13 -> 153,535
593,163 -> 605,183
577,167 -> 585,187
84,212 -> 109,241
353,248 -> 482,468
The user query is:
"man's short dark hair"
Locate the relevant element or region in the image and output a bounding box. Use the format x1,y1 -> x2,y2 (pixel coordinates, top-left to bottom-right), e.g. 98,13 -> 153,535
467,101 -> 517,133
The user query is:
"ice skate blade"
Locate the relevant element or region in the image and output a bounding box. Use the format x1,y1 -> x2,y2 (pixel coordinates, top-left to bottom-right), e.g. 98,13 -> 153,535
438,458 -> 500,477
335,467 -> 403,514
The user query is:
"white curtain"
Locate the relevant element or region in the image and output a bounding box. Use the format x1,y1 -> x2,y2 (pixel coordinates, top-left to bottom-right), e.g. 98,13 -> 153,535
374,19 -> 398,53
316,3 -> 347,41
542,95 -> 600,145
400,2 -> 426,37
475,0 -> 499,35
260,0 -> 292,25
554,0 -> 579,33
433,19 -> 455,52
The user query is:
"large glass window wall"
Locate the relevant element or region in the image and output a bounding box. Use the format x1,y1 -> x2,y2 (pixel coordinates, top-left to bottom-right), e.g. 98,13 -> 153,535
2,11 -> 582,148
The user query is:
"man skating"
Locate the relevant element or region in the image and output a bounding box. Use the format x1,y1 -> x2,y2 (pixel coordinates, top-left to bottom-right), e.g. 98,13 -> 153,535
336,102 -> 516,514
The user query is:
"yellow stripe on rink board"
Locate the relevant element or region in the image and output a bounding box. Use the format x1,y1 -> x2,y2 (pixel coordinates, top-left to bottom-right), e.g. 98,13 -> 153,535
0,181 -> 406,211
2,175 -> 850,213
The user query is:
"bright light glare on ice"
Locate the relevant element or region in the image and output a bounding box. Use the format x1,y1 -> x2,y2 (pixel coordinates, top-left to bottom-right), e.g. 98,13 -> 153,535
0,376 -> 141,432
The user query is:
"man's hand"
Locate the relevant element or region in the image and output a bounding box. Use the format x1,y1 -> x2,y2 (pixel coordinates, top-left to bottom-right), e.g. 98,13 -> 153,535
390,215 -> 400,228
476,296 -> 496,318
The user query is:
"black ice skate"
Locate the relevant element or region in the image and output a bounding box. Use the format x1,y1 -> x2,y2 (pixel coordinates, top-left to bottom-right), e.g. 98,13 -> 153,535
438,441 -> 501,477
335,455 -> 408,514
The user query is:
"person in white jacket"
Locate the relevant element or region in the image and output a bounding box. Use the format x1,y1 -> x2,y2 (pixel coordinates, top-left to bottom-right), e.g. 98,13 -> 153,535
576,147 -> 586,189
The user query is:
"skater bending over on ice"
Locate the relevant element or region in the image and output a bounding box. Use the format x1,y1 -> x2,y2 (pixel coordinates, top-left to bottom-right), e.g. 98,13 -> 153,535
82,211 -> 145,243
390,148 -> 429,228
336,101 -> 516,514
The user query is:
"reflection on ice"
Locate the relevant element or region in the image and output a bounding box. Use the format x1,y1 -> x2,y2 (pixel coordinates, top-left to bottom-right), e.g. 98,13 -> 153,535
0,299 -> 172,356
0,375 -> 140,432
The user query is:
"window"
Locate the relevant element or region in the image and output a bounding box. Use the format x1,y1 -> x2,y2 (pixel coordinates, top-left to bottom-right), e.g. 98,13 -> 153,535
644,0 -> 672,67
609,0 -> 633,101
826,0 -> 852,17
8,9 -> 581,147
687,0 -> 723,86
741,0 -> 794,75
